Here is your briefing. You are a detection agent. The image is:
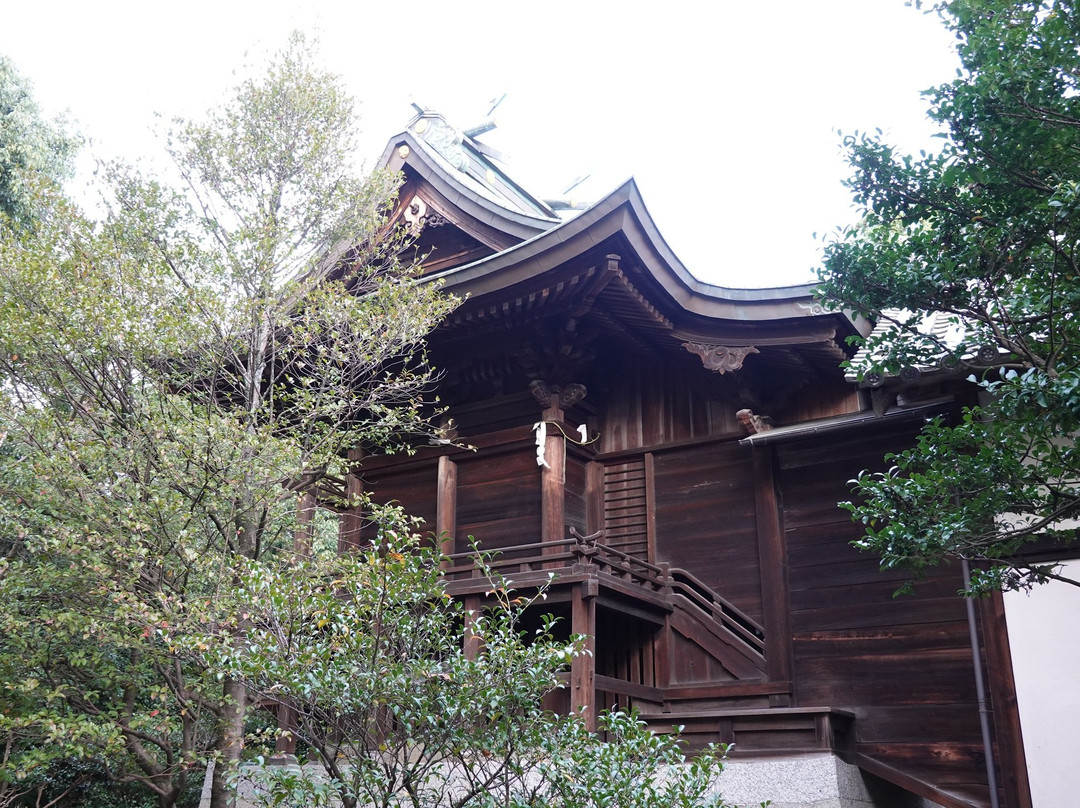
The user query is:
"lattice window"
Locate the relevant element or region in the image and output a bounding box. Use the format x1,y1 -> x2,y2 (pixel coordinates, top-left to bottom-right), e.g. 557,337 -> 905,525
602,458 -> 649,561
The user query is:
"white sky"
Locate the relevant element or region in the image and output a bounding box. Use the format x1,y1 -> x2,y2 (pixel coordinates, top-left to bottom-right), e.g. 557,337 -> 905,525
3,0 -> 959,287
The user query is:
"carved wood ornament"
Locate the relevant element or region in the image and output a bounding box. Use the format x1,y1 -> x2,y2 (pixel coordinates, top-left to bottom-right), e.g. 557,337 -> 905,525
529,380 -> 587,412
736,408 -> 774,435
403,195 -> 428,235
683,342 -> 759,374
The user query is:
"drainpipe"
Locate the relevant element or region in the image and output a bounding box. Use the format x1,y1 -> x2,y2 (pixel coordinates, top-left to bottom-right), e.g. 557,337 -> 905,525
962,558 -> 1001,808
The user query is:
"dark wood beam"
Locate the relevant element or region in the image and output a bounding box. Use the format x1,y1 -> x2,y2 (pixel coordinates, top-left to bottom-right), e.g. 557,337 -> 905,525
571,582 -> 597,730
436,456 -> 458,563
751,444 -> 794,706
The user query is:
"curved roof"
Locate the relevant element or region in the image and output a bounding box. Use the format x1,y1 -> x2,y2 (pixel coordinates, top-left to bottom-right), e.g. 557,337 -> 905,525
377,111 -> 867,342
429,178 -> 863,339
378,111 -> 561,244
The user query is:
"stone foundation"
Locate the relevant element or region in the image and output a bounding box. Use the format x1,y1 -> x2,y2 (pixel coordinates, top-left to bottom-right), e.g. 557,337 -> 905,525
203,753 -> 943,808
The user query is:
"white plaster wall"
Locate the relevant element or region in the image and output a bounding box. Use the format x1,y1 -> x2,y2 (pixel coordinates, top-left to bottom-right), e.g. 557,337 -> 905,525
1003,559 -> 1080,806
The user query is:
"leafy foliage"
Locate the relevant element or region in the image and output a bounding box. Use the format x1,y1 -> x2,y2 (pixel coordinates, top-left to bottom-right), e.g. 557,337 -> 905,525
0,54 -> 76,229
207,516 -> 731,808
818,0 -> 1080,592
524,710 -> 729,808
0,34 -> 452,807
1,32 -> 743,808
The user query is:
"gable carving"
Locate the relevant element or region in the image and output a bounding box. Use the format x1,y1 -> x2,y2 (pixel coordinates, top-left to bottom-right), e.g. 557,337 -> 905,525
683,342 -> 759,374
414,117 -> 469,171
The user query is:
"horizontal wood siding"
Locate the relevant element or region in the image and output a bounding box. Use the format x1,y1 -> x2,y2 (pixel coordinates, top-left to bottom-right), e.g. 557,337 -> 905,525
602,458 -> 649,559
455,448 -> 541,551
359,464 -> 438,541
652,442 -> 761,623
778,429 -> 991,804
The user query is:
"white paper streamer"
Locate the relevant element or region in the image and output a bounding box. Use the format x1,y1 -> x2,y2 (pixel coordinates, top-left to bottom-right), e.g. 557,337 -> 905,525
577,424 -> 588,443
534,421 -> 550,468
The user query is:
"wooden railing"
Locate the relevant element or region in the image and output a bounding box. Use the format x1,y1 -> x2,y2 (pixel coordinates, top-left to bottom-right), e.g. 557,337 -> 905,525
667,567 -> 765,656
443,538 -> 580,583
573,533 -> 670,594
443,531 -> 765,661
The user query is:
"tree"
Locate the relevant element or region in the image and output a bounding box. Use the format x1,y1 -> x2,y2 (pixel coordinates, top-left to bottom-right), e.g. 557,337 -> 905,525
0,34 -> 453,807
817,0 -> 1080,592
0,54 -> 76,229
201,516 -> 732,808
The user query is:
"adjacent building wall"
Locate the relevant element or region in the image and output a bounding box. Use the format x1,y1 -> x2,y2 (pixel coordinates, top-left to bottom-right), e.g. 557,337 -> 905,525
1003,559 -> 1080,806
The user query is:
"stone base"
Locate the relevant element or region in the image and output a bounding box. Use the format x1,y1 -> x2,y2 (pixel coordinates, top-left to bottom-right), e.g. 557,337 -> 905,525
716,755 -> 943,808
204,753 -> 944,808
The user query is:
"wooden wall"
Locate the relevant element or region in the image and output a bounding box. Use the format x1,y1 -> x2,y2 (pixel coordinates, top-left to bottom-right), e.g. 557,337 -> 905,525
597,354 -> 860,454
776,372 -> 862,424
455,447 -> 541,553
359,444 -> 541,555
599,362 -> 719,453
777,427 -> 994,804
359,464 -> 438,541
652,442 -> 762,623
666,628 -> 743,686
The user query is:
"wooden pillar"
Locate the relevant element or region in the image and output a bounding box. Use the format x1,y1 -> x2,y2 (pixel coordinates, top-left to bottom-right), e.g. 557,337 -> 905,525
585,460 -> 604,536
339,449 -> 364,552
656,615 -> 673,692
541,413 -> 566,551
644,452 -> 657,564
436,455 -> 458,566
751,444 -> 794,706
294,491 -> 315,558
530,380 -> 587,552
571,582 -> 597,730
269,704 -> 298,763
463,594 -> 482,660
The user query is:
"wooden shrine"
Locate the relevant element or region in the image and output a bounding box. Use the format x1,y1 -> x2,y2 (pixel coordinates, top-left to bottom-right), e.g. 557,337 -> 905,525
333,110 -> 1032,808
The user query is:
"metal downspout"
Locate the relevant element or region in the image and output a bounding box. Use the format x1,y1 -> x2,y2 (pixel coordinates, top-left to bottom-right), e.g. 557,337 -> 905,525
962,558 -> 1002,808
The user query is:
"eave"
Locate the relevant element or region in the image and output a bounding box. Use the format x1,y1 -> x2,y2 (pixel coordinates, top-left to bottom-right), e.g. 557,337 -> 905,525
425,178 -> 866,348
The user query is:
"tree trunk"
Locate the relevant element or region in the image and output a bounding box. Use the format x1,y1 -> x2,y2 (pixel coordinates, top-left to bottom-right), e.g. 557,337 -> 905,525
209,677 -> 247,808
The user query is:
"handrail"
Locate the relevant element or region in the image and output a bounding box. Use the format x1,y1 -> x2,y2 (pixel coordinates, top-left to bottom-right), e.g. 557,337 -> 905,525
446,538 -> 577,566
443,534 -> 766,660
576,542 -> 763,656
667,567 -> 765,652
443,538 -> 579,581
578,539 -> 670,593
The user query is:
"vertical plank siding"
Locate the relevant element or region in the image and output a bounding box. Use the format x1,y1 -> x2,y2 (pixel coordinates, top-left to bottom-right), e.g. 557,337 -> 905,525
595,609 -> 658,690
599,362 -> 722,453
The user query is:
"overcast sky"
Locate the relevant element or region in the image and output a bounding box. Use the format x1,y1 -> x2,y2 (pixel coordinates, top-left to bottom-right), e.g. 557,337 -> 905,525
3,1 -> 959,287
